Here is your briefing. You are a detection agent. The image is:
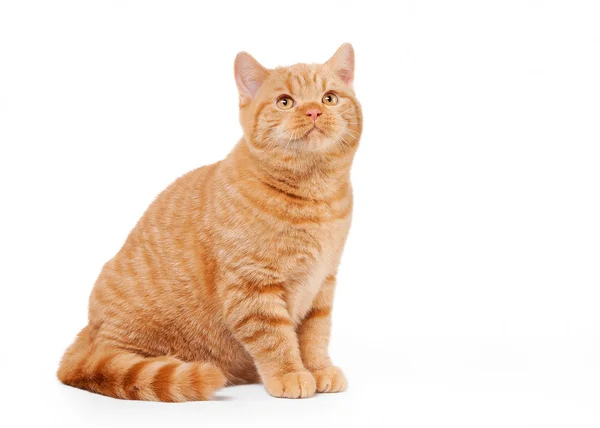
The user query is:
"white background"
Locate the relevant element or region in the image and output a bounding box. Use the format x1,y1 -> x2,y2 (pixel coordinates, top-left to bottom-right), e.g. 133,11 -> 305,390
1,1 -> 599,427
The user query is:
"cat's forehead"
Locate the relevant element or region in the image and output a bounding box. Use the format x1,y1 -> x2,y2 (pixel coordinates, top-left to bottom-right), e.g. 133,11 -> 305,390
267,63 -> 339,99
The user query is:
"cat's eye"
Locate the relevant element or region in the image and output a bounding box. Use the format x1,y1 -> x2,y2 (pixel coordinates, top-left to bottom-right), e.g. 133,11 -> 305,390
276,96 -> 295,110
322,92 -> 339,106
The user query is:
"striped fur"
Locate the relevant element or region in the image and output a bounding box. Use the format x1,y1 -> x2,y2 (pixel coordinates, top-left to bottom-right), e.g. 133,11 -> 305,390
58,44 -> 361,400
58,326 -> 226,401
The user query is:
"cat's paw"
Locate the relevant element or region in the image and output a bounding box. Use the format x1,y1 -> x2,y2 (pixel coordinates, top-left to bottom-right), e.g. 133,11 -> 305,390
311,366 -> 347,393
264,370 -> 316,399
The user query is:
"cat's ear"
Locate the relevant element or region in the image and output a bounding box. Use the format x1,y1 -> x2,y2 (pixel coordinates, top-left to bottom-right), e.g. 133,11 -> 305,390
325,43 -> 355,86
234,52 -> 269,106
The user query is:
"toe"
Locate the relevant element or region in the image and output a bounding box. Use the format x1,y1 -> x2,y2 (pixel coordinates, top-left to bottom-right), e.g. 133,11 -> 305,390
265,371 -> 316,399
313,366 -> 347,393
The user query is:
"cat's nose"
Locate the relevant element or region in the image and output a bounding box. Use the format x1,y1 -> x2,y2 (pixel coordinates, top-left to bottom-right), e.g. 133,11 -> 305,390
305,109 -> 322,122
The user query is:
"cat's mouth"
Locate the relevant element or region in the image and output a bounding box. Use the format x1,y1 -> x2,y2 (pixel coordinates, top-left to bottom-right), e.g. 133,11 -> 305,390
289,125 -> 328,144
303,125 -> 322,138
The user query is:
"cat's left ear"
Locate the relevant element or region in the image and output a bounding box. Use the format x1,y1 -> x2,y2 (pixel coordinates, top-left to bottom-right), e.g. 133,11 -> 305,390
234,52 -> 269,106
325,43 -> 355,86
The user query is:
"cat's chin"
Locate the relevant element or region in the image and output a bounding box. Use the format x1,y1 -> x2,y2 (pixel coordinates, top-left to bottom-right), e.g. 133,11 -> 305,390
288,134 -> 337,153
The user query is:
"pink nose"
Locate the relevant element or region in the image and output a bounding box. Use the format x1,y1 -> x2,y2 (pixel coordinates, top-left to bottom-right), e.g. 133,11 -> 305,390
306,109 -> 322,122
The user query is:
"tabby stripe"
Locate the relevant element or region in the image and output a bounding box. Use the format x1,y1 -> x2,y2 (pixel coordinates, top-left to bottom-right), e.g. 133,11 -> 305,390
92,353 -> 118,396
224,280 -> 284,295
261,180 -> 305,201
259,333 -> 290,353
331,203 -> 353,221
258,340 -> 288,356
223,298 -> 245,319
188,364 -> 205,399
237,185 -> 324,224
284,75 -> 293,94
305,307 -> 332,320
152,363 -> 178,402
69,346 -> 96,386
241,328 -> 271,344
123,360 -> 149,400
258,282 -> 285,296
233,313 -> 292,331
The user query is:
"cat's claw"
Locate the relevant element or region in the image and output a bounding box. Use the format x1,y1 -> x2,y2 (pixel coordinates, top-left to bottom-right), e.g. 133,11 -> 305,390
311,366 -> 347,393
264,370 -> 316,399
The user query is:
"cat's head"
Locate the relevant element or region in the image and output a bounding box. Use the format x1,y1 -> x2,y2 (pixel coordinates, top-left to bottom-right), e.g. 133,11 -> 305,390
234,44 -> 362,157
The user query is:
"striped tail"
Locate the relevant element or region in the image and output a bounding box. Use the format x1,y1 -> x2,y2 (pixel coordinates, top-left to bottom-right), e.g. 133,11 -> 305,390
57,327 -> 226,402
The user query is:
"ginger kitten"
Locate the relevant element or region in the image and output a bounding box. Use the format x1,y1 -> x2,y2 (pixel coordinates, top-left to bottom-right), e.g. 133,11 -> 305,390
58,44 -> 362,400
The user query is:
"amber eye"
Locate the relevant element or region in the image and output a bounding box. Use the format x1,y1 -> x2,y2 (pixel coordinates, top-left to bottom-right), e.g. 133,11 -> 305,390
322,92 -> 339,106
276,96 -> 295,110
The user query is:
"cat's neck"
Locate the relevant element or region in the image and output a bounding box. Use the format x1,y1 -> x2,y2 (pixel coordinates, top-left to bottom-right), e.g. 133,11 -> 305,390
226,139 -> 353,201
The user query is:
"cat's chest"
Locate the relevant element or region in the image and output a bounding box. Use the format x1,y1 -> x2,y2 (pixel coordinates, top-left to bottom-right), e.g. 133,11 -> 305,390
277,218 -> 350,323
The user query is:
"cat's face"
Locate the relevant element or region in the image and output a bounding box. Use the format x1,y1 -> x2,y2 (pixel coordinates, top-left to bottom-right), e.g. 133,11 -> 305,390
235,44 -> 361,155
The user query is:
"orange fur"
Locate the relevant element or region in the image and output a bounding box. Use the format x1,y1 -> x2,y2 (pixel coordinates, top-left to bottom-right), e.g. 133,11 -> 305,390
58,44 -> 362,400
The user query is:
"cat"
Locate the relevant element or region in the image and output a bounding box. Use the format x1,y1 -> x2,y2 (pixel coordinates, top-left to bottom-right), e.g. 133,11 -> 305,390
57,44 -> 362,401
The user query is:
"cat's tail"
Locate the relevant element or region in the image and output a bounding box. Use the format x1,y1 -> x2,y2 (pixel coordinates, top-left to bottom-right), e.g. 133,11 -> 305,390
57,326 -> 227,401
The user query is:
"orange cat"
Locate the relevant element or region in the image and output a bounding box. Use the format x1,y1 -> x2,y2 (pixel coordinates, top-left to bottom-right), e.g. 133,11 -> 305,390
58,44 -> 362,401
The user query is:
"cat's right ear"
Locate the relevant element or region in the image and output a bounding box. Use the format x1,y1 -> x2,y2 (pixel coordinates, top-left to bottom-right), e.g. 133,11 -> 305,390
234,52 -> 269,107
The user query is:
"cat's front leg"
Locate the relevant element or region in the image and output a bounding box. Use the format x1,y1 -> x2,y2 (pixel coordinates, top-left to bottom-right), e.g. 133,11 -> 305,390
298,274 -> 348,393
223,281 -> 316,399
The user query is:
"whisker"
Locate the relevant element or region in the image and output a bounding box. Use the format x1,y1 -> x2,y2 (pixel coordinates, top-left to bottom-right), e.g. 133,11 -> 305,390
328,124 -> 361,139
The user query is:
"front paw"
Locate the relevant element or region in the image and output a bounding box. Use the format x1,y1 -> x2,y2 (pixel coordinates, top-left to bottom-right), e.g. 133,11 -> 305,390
264,370 -> 316,399
311,366 -> 347,393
